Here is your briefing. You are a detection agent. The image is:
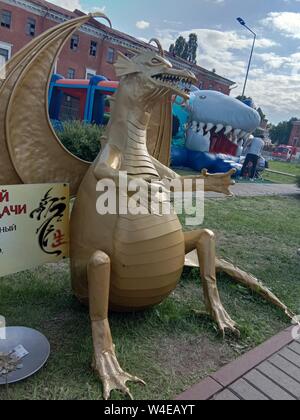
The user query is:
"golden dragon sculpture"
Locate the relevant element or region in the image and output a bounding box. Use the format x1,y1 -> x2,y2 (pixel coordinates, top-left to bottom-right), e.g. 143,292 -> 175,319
0,13 -> 293,400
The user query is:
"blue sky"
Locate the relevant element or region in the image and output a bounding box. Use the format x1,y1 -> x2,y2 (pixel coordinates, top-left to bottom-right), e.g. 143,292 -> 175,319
56,0 -> 300,123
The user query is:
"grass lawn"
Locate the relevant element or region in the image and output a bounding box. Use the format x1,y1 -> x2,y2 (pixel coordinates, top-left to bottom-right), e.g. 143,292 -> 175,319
263,160 -> 300,184
0,195 -> 299,400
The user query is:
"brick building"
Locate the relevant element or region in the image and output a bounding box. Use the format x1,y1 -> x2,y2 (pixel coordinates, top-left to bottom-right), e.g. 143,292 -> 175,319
0,0 -> 235,93
289,121 -> 300,148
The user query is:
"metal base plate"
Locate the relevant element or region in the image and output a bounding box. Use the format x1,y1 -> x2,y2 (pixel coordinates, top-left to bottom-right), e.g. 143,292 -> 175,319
0,327 -> 50,385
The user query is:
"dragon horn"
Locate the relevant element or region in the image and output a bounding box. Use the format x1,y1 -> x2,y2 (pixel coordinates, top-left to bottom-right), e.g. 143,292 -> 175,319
148,38 -> 165,57
89,12 -> 113,28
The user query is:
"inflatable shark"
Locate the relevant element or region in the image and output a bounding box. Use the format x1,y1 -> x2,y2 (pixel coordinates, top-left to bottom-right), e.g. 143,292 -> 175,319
185,89 -> 261,152
172,88 -> 262,173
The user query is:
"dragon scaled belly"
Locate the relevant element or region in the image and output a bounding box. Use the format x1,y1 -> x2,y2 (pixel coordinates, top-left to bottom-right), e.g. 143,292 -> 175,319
108,121 -> 186,311
110,212 -> 185,311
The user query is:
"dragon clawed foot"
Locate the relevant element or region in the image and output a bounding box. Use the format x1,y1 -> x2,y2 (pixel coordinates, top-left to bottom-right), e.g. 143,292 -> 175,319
92,351 -> 146,400
211,307 -> 240,338
194,307 -> 240,338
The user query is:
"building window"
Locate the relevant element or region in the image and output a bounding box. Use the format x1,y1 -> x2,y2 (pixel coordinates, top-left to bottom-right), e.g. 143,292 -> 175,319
90,41 -> 97,57
107,47 -> 115,64
0,10 -> 12,29
67,68 -> 75,79
85,68 -> 96,80
0,42 -> 12,62
26,17 -> 36,36
0,48 -> 9,62
70,34 -> 79,51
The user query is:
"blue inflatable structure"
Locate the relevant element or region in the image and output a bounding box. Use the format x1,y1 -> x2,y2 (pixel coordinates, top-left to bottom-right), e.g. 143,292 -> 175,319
170,88 -> 261,175
171,147 -> 242,174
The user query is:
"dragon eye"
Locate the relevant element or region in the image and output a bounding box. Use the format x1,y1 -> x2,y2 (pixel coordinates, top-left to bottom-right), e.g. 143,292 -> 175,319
151,58 -> 161,65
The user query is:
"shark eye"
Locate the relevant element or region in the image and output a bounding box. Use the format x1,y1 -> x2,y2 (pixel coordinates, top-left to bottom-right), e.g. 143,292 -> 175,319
151,58 -> 161,65
199,95 -> 207,100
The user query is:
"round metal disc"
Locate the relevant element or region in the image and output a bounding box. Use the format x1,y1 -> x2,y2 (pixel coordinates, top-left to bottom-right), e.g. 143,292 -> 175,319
0,327 -> 50,385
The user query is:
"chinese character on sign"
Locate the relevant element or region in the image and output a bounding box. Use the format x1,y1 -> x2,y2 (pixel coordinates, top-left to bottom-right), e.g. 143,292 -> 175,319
52,229 -> 67,249
30,188 -> 67,257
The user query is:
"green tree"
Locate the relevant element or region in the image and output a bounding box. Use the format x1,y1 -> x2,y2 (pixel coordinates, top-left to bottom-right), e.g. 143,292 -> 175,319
172,36 -> 186,58
187,33 -> 198,63
269,118 -> 298,145
182,42 -> 189,60
169,34 -> 198,63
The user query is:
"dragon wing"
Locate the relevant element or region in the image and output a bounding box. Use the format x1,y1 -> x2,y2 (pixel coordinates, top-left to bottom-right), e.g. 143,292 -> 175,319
0,13 -> 111,196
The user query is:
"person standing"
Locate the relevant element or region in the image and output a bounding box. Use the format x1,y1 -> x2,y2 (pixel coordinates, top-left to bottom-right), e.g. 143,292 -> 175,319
236,139 -> 244,157
241,134 -> 265,180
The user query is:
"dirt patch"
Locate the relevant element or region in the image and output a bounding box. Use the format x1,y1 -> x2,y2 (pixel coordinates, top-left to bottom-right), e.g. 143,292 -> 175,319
155,334 -> 236,378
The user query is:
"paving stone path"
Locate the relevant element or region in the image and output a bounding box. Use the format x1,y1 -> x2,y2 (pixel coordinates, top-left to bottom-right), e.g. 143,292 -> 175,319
176,327 -> 300,401
206,183 -> 299,199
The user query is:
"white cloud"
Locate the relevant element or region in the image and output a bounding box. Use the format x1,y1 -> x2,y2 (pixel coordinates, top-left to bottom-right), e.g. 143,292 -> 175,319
136,20 -> 150,30
262,12 -> 300,39
157,27 -> 277,80
156,26 -> 300,122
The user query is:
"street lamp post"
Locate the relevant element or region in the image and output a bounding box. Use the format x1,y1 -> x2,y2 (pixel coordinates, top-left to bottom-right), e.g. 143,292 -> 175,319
237,17 -> 257,98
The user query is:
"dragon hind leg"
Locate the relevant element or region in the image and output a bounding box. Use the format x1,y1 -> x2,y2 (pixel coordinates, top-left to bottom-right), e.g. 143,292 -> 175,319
215,258 -> 294,319
184,229 -> 239,336
87,250 -> 145,400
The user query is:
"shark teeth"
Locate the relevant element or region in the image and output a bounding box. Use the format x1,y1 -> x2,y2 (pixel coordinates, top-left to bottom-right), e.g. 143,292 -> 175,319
204,131 -> 211,141
224,125 -> 233,135
233,128 -> 242,137
192,121 -> 198,132
239,130 -> 247,139
190,121 -> 253,143
215,124 -> 224,133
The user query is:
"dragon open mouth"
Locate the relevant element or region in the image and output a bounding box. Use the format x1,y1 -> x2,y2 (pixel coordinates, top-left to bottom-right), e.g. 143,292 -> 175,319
152,73 -> 194,95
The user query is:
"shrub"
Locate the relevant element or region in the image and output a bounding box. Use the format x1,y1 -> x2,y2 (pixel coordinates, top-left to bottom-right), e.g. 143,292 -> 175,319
55,120 -> 105,162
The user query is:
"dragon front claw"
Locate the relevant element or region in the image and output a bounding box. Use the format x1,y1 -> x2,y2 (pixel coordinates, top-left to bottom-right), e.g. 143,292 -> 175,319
92,351 -> 146,400
201,168 -> 236,196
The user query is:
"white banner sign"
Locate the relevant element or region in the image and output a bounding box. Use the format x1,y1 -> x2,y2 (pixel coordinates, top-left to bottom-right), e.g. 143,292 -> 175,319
0,184 -> 70,277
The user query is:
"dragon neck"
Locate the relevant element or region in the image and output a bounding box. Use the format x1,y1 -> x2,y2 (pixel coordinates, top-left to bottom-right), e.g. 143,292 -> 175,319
107,84 -> 159,179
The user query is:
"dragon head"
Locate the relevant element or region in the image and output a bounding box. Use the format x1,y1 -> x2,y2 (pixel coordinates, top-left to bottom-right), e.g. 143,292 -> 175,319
114,40 -> 196,102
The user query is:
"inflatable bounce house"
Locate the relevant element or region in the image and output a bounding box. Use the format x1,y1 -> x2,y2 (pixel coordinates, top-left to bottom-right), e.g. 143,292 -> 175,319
49,76 -> 261,175
49,74 -> 118,125
172,87 -> 261,174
